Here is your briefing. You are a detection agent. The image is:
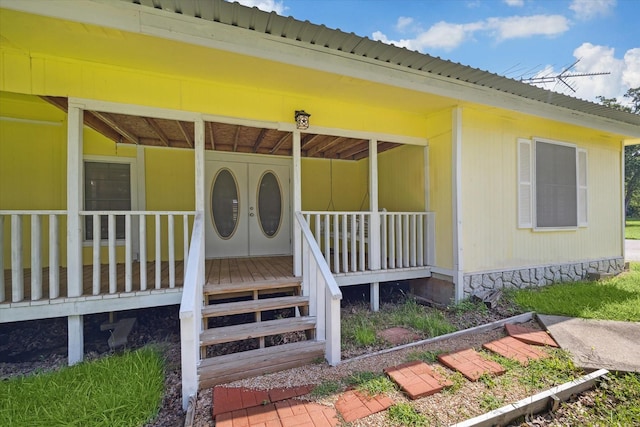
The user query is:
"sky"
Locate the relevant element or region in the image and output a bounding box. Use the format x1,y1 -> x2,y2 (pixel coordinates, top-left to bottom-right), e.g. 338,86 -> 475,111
232,0 -> 640,108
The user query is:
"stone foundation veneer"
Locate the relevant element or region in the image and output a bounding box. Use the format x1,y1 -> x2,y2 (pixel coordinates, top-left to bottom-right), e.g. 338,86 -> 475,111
463,257 -> 625,298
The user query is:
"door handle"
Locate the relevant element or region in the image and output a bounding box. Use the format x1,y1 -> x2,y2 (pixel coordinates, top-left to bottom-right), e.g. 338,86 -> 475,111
250,213 -> 255,217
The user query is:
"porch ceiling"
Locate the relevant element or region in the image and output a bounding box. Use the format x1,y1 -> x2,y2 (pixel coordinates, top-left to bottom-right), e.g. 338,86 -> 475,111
43,96 -> 399,160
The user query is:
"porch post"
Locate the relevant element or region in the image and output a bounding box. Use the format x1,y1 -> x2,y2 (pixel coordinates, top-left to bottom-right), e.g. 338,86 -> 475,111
369,139 -> 381,311
194,118 -> 205,303
67,103 -> 84,299
452,107 -> 464,302
293,131 -> 302,276
68,315 -> 84,365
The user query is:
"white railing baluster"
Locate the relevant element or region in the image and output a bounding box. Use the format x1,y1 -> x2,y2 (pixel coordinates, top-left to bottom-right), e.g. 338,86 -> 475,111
359,213 -> 366,271
92,213 -> 101,295
388,214 -> 395,269
139,214 -> 147,291
403,214 -> 410,267
381,214 -> 388,270
30,215 -> 42,300
395,215 -> 402,268
332,214 -> 339,273
417,215 -> 424,267
0,215 -> 5,302
155,214 -> 161,289
108,214 -> 117,294
125,214 -> 132,292
410,214 -> 417,267
183,214 -> 189,285
168,214 -> 175,288
341,214 -> 347,273
323,214 -> 330,265
49,214 -> 59,299
11,215 -> 24,302
350,214 -> 356,272
314,214 -> 320,245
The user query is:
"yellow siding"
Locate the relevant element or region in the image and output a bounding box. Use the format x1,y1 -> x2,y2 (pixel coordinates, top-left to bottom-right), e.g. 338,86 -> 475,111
378,145 -> 425,212
301,158 -> 368,211
461,107 -> 623,272
426,109 -> 454,270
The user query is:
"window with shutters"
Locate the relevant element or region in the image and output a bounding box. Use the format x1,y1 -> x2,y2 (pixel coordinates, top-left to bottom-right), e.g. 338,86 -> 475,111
518,138 -> 587,230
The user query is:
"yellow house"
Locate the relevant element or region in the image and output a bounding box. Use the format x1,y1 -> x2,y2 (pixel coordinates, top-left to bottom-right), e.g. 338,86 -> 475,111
1,0 -> 639,408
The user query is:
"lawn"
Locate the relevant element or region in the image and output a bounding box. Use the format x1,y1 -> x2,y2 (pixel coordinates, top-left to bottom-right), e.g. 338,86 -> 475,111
511,262 -> 640,322
0,347 -> 164,427
626,218 -> 640,239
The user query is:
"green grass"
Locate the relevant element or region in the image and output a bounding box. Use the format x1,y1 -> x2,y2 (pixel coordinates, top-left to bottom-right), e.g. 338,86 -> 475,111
0,347 -> 164,427
625,218 -> 640,239
511,263 -> 640,321
344,371 -> 396,397
406,349 -> 443,364
310,380 -> 342,398
387,403 -> 429,427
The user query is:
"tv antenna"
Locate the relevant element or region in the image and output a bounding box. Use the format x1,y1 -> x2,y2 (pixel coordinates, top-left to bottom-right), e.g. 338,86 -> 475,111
520,59 -> 610,92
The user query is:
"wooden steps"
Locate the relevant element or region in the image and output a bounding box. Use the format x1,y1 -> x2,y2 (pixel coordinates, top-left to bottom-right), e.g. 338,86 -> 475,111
198,277 -> 323,387
201,295 -> 309,318
198,341 -> 325,389
200,316 -> 317,346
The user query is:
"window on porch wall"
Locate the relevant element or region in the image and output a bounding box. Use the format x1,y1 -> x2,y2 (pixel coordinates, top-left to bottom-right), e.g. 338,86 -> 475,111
84,161 -> 131,240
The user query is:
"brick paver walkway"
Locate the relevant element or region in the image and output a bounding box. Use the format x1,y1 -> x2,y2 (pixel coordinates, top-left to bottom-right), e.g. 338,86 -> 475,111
215,400 -> 338,427
385,361 -> 454,399
213,385 -> 314,416
335,390 -> 394,422
505,323 -> 559,347
438,348 -> 506,381
482,336 -> 549,365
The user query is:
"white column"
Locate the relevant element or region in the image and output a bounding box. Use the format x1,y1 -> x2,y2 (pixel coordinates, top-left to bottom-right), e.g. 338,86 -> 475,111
293,130 -> 302,276
68,315 -> 84,365
452,107 -> 464,302
67,104 -> 84,297
194,119 -> 205,319
370,282 -> 380,312
369,139 -> 380,270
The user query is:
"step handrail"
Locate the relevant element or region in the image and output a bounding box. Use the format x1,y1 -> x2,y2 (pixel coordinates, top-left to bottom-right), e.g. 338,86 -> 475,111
295,212 -> 342,365
179,213 -> 205,410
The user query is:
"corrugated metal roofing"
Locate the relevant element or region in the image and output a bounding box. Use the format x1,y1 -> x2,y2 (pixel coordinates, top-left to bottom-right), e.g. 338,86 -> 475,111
126,0 -> 640,128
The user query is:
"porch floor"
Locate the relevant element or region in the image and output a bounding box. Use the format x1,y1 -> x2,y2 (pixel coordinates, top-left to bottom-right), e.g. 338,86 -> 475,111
205,256 -> 295,286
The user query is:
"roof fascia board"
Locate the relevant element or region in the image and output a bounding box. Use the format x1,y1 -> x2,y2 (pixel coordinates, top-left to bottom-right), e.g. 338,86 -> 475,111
3,0 -> 639,138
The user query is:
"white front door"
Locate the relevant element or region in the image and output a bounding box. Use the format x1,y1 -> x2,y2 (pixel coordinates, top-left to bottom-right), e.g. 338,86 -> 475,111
205,159 -> 290,258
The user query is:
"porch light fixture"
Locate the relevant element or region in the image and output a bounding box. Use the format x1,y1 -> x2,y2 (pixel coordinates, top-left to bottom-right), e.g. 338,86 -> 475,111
295,110 -> 311,130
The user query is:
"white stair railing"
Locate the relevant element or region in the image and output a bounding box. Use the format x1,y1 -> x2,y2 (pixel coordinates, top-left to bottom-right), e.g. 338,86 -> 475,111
179,213 -> 205,411
295,212 -> 342,365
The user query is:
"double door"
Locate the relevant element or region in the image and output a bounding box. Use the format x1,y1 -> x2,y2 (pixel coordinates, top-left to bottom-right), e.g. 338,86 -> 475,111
205,159 -> 290,258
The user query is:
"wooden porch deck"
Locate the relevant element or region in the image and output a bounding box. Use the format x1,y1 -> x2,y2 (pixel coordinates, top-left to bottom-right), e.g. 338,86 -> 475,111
204,256 -> 295,286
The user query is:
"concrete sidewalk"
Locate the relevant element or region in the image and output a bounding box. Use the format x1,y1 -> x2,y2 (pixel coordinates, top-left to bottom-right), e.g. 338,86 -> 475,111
626,239 -> 640,262
538,314 -> 640,373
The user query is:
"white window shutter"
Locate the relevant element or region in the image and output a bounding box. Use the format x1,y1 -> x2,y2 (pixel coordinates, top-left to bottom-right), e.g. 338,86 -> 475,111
517,138 -> 533,228
577,148 -> 588,226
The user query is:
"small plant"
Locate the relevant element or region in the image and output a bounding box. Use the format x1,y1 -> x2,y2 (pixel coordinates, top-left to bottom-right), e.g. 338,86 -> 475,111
479,392 -> 504,411
406,350 -> 443,364
388,403 -> 428,426
310,380 -> 342,398
443,371 -> 466,394
448,298 -> 488,315
344,371 -> 396,396
478,372 -> 497,389
352,321 -> 377,346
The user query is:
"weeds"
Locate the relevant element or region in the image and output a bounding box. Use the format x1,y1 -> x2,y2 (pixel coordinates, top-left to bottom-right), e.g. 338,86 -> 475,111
479,392 -> 504,411
388,403 -> 428,426
406,350 -> 443,364
310,380 -> 342,398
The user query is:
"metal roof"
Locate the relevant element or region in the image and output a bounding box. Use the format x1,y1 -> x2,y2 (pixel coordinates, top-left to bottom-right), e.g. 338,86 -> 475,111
126,0 -> 639,129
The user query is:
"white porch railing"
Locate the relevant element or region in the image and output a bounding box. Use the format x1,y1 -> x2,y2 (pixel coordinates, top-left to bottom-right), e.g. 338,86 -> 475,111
301,211 -> 435,274
179,213 -> 204,410
295,212 -> 342,365
0,210 -> 66,303
1,210 -> 195,303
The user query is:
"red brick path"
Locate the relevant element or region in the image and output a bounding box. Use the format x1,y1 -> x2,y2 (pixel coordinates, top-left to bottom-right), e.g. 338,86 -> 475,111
215,400 -> 338,427
438,348 -> 506,381
335,390 -> 394,422
385,361 -> 453,399
505,323 -> 559,347
482,336 -> 549,365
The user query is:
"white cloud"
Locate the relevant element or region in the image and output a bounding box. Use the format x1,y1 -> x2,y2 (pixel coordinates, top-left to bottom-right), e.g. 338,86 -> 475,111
530,42 -> 640,106
234,0 -> 285,14
395,17 -> 415,33
504,0 -> 525,7
569,0 -> 616,21
373,14 -> 568,52
486,15 -> 569,41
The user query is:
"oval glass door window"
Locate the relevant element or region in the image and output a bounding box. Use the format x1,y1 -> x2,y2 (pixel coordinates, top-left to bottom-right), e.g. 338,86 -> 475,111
211,169 -> 240,239
257,171 -> 282,237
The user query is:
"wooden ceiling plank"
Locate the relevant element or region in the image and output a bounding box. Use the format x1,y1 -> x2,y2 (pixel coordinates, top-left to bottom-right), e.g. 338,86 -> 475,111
177,121 -> 193,148
207,122 -> 215,150
252,128 -> 268,152
307,136 -> 345,157
144,118 -> 170,146
270,132 -> 291,154
324,138 -> 364,158
337,141 -> 369,159
90,111 -> 140,145
232,126 -> 241,152
300,133 -> 322,149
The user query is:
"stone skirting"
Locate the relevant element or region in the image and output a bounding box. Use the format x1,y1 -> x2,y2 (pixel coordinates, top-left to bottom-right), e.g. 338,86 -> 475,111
463,257 -> 625,298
